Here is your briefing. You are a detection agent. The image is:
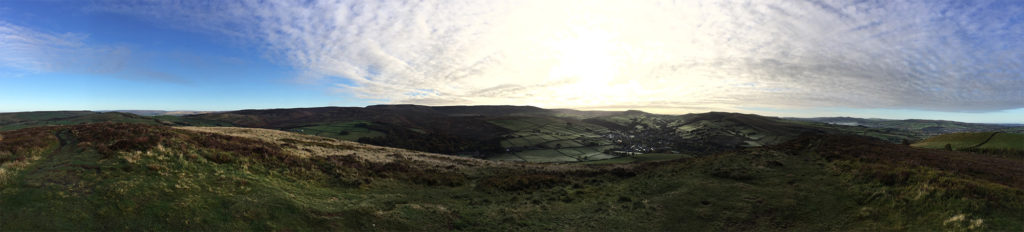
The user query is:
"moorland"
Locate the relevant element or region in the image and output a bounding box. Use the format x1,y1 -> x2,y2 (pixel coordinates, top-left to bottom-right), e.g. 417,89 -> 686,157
1,105 -> 1021,230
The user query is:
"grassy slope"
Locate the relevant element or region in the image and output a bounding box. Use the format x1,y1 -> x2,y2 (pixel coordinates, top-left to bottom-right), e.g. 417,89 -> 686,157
0,111 -> 93,125
286,120 -> 386,141
0,112 -> 159,131
151,115 -> 238,127
913,132 -> 1024,157
784,120 -> 923,143
576,153 -> 692,165
0,108 -> 932,164
978,133 -> 1024,150
485,116 -> 614,162
2,124 -> 1022,231
912,132 -> 997,149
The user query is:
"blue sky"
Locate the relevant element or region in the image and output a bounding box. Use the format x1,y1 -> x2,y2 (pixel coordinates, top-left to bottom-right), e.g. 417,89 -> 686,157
0,0 -> 368,111
1,0 -> 1022,123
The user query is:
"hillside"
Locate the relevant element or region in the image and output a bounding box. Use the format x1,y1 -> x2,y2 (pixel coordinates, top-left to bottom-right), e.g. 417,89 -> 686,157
1,123 -> 1022,230
188,107 -> 835,161
1,106 -> 1014,164
0,111 -> 147,131
912,132 -> 1024,155
789,117 -> 1011,137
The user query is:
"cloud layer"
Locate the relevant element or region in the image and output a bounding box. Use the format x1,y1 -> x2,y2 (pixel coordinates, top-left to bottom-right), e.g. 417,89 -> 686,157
0,21 -> 188,82
0,21 -> 129,75
95,0 -> 1024,112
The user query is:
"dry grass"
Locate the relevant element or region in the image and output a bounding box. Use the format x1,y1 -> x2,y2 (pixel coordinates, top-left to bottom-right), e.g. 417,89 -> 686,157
0,155 -> 40,185
176,126 -> 597,173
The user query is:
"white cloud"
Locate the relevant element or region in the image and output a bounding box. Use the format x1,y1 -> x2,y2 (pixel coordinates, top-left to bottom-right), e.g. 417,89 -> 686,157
92,0 -> 1024,112
0,21 -> 118,73
0,21 -> 186,82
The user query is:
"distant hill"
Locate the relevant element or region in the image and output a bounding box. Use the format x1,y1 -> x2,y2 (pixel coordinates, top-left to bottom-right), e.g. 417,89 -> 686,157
788,117 -> 1011,136
102,110 -> 217,116
184,106 -> 514,155
187,106 -> 834,161
1,123 -> 1021,230
4,106 -> 1012,163
0,111 -> 162,131
0,111 -> 94,125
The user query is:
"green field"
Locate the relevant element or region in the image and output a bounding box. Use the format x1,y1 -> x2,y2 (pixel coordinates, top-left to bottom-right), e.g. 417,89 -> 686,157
912,132 -> 1023,157
912,132 -> 997,149
287,121 -> 385,141
912,132 -> 1024,150
577,153 -> 693,165
978,133 -> 1024,150
487,117 -> 614,162
782,120 -> 923,143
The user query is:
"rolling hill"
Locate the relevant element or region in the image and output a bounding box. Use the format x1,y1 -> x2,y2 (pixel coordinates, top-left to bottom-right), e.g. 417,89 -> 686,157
789,117 -> 1011,137
184,106 -> 836,161
1,123 -> 1021,230
2,106 -> 1016,164
912,132 -> 1024,155
0,111 -> 164,131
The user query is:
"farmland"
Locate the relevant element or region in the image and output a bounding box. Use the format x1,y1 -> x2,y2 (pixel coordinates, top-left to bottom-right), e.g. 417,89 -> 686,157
576,153 -> 693,165
913,132 -> 1024,156
285,121 -> 386,141
1,106 -> 1020,166
485,116 -> 617,162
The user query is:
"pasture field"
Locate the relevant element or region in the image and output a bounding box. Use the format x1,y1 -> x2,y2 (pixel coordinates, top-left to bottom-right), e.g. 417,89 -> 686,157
486,117 -> 615,162
912,132 -> 1023,157
512,149 -> 578,163
287,121 -> 385,141
912,132 -> 996,149
487,145 -> 619,163
978,133 -> 1024,150
577,153 -> 692,165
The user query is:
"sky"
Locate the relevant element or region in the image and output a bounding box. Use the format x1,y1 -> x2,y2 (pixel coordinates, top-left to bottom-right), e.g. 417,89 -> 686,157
1,0 -> 1022,123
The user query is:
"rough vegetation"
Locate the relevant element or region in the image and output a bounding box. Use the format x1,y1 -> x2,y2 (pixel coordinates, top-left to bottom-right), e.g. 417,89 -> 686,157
1,123 -> 1021,231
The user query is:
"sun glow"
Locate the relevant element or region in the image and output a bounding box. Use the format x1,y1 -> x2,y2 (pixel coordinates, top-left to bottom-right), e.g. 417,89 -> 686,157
547,28 -> 622,104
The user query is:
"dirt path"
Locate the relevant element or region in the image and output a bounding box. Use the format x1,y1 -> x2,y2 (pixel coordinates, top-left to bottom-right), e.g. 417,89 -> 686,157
49,129 -> 80,160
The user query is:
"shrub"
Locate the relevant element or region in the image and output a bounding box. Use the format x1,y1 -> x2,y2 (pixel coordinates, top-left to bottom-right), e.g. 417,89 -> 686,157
0,126 -> 58,161
476,173 -> 569,192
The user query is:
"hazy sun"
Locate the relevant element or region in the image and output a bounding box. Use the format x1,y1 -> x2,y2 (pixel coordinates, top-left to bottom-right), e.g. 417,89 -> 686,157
547,28 -> 621,104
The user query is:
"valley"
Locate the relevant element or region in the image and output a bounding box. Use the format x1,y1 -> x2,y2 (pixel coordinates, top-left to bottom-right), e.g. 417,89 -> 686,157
0,105 -> 1021,231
